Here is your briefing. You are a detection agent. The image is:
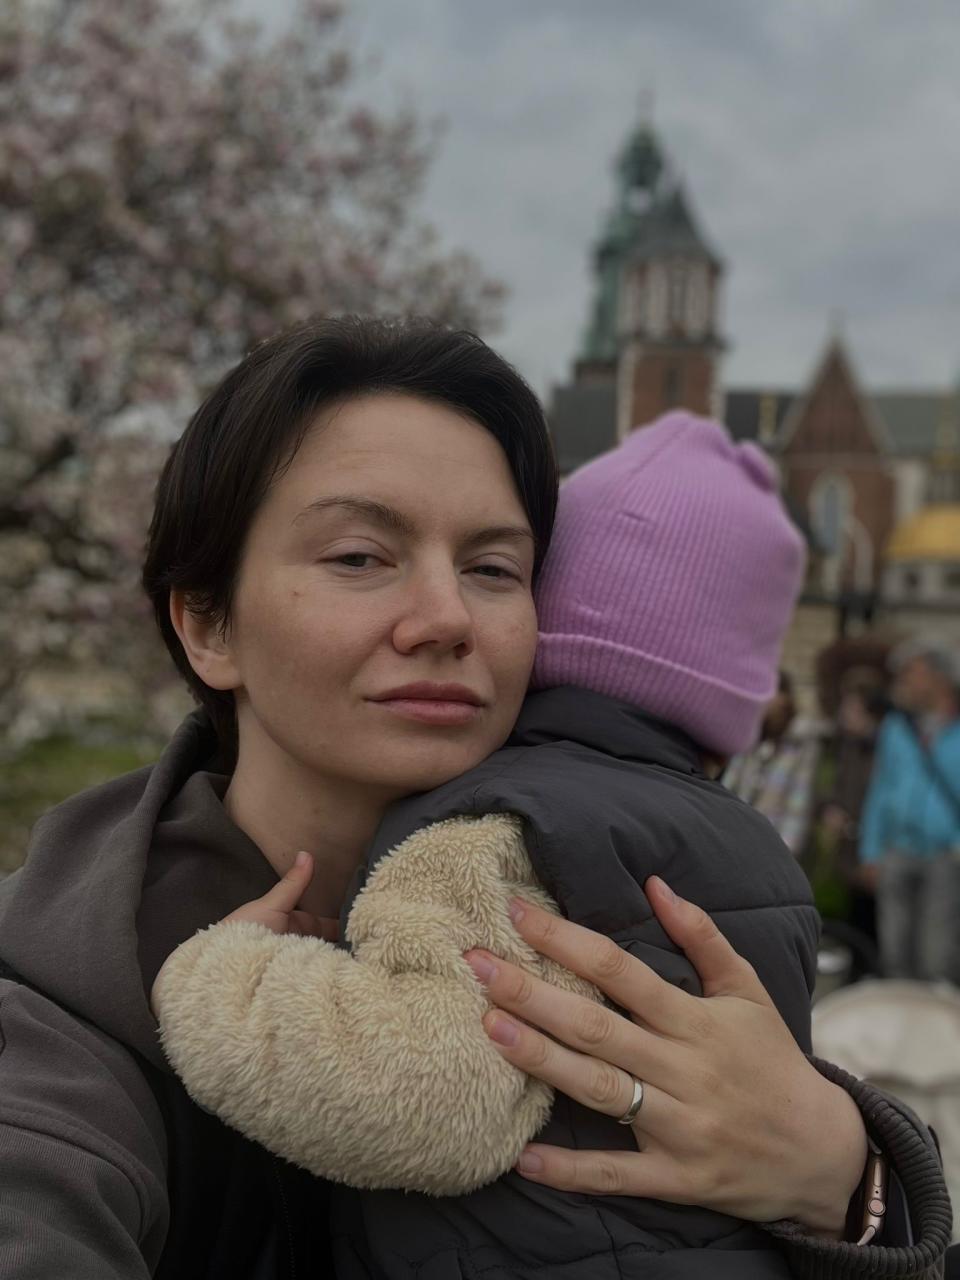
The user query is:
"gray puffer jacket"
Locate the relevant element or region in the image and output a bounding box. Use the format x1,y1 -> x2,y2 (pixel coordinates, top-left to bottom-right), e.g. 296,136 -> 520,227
330,685 -> 820,1279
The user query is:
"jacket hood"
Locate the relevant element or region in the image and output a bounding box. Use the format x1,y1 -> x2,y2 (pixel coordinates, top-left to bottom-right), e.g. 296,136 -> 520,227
0,711 -> 276,1069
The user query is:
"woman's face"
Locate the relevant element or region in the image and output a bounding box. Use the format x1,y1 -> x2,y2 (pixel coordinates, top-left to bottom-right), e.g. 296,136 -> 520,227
221,392 -> 538,799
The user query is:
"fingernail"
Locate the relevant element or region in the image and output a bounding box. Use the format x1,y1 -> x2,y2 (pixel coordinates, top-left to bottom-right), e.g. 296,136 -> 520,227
508,898 -> 526,924
516,1149 -> 543,1175
295,850 -> 310,869
464,950 -> 497,984
486,1013 -> 519,1046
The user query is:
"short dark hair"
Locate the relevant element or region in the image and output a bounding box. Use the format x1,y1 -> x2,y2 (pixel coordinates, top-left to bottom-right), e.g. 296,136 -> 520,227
142,316 -> 558,756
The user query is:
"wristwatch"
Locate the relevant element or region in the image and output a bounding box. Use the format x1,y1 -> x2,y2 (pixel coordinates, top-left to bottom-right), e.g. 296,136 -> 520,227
846,1137 -> 889,1245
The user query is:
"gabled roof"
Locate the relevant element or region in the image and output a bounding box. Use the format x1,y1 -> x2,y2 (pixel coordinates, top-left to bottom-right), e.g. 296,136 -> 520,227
777,339 -> 892,456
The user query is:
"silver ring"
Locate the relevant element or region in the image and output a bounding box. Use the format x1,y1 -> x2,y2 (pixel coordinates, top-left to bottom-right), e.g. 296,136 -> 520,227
617,1076 -> 645,1125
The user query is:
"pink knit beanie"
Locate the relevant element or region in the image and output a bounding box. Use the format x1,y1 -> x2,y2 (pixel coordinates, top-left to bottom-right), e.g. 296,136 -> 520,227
532,410 -> 806,756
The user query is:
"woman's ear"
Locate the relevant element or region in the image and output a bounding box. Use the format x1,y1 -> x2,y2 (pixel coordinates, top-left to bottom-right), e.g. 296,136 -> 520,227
170,591 -> 242,692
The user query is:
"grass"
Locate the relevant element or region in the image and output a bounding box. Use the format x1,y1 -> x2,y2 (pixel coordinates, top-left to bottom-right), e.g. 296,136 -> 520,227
0,733 -> 162,874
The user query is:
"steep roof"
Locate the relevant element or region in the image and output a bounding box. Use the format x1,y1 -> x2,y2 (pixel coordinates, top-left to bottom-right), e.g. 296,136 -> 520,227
777,340 -> 892,456
628,185 -> 721,267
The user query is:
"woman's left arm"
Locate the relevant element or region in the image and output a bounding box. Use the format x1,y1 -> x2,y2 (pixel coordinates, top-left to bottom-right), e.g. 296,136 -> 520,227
465,878 -> 951,1278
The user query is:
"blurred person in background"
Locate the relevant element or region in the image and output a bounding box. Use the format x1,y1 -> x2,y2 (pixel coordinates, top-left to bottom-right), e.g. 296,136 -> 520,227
859,636 -> 960,983
819,667 -> 890,944
724,670 -> 823,856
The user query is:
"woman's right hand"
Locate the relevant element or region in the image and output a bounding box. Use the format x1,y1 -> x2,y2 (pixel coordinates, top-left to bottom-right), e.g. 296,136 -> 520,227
151,853 -> 338,1020
465,879 -> 867,1235
223,851 -> 339,940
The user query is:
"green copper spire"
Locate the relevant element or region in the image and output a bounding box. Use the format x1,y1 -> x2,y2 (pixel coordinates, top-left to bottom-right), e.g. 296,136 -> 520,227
581,124 -> 665,364
580,121 -> 720,366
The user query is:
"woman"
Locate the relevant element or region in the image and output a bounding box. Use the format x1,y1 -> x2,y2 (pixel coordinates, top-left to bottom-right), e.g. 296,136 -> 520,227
153,411 -> 824,1279
0,318 -> 949,1278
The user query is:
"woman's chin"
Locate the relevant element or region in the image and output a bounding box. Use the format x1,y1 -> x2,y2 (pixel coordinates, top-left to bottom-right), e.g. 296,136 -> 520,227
372,736 -> 504,796
392,757 -> 489,795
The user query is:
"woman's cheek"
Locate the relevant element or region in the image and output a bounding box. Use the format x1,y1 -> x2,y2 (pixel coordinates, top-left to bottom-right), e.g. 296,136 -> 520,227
493,601 -> 538,691
518,596 -> 540,663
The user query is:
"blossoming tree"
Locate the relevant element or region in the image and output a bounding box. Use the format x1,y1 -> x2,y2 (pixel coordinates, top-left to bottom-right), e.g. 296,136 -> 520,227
0,0 -> 503,742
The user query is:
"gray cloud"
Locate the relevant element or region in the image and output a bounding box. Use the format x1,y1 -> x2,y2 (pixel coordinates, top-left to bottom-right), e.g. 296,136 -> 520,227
249,0 -> 960,396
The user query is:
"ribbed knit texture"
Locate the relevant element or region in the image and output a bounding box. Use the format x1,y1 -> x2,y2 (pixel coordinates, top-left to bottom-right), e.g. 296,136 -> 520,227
532,411 -> 807,756
762,1057 -> 952,1278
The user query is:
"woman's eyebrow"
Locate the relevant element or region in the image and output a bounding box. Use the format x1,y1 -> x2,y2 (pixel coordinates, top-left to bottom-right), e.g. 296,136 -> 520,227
460,525 -> 535,552
293,497 -> 533,551
292,496 -> 415,535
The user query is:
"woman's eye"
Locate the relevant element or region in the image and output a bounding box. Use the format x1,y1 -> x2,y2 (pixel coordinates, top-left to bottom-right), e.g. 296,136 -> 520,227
470,563 -> 520,582
331,553 -> 381,569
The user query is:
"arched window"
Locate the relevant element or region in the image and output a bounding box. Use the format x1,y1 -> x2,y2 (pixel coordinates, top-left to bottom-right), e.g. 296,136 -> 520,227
810,473 -> 852,555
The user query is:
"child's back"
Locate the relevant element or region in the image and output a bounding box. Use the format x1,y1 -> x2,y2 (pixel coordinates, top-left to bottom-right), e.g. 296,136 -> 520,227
333,684 -> 817,1279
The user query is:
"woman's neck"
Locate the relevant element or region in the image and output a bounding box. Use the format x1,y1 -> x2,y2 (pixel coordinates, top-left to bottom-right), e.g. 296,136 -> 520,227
223,748 -> 397,919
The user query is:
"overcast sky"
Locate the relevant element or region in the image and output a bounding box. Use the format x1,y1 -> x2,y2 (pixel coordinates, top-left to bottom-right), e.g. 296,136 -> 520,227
253,0 -> 960,398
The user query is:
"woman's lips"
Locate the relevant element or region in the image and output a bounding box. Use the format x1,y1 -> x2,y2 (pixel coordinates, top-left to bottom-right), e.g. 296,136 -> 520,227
369,682 -> 484,726
372,698 -> 482,726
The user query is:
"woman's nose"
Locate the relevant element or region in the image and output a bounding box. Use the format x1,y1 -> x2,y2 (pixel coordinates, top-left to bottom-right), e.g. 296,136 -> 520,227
391,572 -> 476,657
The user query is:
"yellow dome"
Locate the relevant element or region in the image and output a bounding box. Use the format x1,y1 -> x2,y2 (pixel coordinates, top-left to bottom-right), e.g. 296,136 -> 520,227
886,505 -> 960,562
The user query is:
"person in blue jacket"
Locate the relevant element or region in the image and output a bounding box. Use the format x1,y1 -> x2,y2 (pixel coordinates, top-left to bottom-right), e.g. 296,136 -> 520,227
859,635 -> 960,982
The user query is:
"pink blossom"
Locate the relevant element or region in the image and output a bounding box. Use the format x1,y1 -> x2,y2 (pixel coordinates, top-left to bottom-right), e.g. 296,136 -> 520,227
1,0 -> 504,743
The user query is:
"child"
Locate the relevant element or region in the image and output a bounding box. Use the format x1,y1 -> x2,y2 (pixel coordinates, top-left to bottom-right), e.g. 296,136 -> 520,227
153,411 -> 816,1278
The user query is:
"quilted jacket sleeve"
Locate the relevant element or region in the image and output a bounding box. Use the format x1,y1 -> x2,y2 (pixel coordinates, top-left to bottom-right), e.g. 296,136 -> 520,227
152,814 -> 599,1195
762,1060 -> 952,1279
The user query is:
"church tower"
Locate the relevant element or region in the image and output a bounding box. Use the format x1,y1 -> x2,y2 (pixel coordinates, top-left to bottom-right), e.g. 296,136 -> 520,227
576,120 -> 725,437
